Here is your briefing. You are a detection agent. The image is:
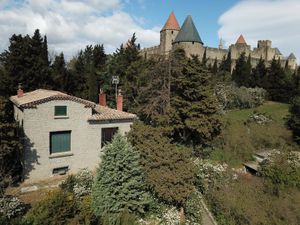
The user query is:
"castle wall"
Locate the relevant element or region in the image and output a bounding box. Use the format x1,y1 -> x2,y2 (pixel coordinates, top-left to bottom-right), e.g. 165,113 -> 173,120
172,42 -> 204,58
139,45 -> 161,59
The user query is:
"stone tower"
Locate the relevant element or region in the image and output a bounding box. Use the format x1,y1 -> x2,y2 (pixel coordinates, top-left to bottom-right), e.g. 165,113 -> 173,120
173,15 -> 205,58
160,11 -> 181,55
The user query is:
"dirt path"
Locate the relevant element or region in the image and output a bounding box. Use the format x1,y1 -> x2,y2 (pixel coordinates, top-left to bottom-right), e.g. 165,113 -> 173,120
200,199 -> 218,225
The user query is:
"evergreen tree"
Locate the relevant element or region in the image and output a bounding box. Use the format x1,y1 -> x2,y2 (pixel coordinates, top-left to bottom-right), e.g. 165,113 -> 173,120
201,47 -> 207,67
266,58 -> 288,101
251,57 -> 266,87
212,58 -> 218,75
287,96 -> 300,144
219,50 -> 231,73
92,133 -> 149,223
128,122 -> 195,207
232,52 -> 252,87
169,54 -> 222,155
0,97 -> 22,189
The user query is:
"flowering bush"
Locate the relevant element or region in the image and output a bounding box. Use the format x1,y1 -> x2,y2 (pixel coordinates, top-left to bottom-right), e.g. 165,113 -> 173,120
215,84 -> 266,111
0,195 -> 25,219
60,168 -> 93,198
184,191 -> 203,225
194,159 -> 228,194
160,207 -> 180,225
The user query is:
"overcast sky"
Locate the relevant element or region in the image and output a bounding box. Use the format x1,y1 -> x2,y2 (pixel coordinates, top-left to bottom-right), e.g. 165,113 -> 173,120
0,0 -> 299,62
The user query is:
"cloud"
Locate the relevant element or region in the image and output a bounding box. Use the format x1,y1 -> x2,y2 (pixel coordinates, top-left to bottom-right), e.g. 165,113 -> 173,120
0,0 -> 159,60
218,0 -> 300,62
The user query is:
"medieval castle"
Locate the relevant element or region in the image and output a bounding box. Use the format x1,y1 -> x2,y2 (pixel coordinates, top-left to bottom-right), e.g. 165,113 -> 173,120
140,12 -> 297,70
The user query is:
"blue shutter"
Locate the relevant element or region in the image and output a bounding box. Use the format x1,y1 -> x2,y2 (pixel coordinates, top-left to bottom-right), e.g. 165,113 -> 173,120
50,131 -> 71,154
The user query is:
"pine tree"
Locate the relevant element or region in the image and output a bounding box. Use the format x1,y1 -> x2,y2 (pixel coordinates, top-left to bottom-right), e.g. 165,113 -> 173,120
92,133 -> 149,223
169,55 -> 222,154
128,122 -> 195,206
201,47 -> 207,67
212,58 -> 218,75
219,50 -> 231,73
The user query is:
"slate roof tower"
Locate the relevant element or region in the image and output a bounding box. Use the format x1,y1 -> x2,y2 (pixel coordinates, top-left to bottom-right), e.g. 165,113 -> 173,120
174,15 -> 203,44
160,11 -> 181,55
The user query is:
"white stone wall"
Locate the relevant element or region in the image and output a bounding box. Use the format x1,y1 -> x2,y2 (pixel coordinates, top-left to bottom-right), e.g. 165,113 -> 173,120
18,100 -> 133,183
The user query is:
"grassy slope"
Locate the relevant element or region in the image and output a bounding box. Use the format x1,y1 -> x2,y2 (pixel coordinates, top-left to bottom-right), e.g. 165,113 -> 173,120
211,101 -> 292,167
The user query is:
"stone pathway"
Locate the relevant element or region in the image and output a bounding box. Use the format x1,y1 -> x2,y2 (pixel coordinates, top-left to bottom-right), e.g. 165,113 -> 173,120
200,199 -> 218,225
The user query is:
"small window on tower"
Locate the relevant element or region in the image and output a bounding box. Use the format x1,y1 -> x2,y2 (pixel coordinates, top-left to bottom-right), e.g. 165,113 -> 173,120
171,31 -> 174,34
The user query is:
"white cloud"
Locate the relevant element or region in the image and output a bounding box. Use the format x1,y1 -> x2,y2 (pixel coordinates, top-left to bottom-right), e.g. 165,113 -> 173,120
218,0 -> 300,61
0,0 -> 159,60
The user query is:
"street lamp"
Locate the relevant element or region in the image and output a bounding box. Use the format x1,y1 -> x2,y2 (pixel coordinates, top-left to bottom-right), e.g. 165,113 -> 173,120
112,76 -> 119,98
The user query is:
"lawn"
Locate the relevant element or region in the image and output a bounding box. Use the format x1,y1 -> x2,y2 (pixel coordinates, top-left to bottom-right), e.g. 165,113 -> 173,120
211,101 -> 293,167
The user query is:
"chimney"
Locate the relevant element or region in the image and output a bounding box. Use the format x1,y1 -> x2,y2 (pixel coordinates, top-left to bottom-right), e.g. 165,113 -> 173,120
99,89 -> 106,107
116,89 -> 123,111
17,83 -> 23,98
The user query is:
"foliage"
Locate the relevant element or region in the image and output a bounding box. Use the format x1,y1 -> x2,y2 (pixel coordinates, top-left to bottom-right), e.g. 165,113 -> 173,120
232,52 -> 252,87
207,176 -> 300,225
0,97 -> 23,189
194,159 -> 228,194
60,168 -> 94,198
128,122 -> 195,206
259,150 -> 300,188
184,191 -> 203,225
287,96 -> 300,143
23,190 -> 77,225
92,133 -> 149,223
215,84 -> 266,110
169,54 -> 222,153
0,194 -> 26,219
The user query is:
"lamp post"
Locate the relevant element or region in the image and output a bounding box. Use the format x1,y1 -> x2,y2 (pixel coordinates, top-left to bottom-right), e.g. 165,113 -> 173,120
112,76 -> 119,98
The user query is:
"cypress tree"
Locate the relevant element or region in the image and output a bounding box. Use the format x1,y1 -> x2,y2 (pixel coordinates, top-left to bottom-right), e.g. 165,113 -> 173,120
169,55 -> 222,154
92,133 -> 149,223
232,52 -> 252,87
212,58 -> 218,75
202,47 -> 207,67
287,96 -> 300,144
251,57 -> 266,87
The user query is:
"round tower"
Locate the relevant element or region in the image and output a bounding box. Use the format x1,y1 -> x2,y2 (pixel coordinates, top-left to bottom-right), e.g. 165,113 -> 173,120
172,15 -> 204,58
160,11 -> 181,55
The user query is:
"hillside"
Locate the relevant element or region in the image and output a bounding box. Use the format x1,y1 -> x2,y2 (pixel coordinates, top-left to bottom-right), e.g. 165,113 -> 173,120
211,101 -> 292,167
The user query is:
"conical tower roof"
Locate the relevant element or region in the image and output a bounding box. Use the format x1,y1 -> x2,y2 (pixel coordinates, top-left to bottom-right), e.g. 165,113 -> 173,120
288,53 -> 296,60
174,15 -> 203,44
236,35 -> 247,44
161,11 -> 180,31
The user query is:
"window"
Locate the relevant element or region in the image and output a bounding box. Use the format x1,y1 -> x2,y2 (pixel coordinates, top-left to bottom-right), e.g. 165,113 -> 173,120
54,106 -> 67,116
53,166 -> 69,175
101,127 -> 118,148
50,131 -> 71,154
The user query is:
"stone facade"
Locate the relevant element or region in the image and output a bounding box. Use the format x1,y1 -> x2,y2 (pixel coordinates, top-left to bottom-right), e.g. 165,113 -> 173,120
10,89 -> 136,183
141,12 -> 298,70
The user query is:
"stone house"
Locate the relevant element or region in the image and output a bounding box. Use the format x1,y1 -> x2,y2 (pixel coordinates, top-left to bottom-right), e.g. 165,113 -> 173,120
10,88 -> 136,183
140,11 -> 297,70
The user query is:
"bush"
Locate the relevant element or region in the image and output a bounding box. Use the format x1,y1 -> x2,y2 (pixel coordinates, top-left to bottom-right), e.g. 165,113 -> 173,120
287,96 -> 300,144
23,190 -> 77,225
215,84 -> 266,110
0,194 -> 26,219
259,150 -> 300,189
60,168 -> 93,198
184,192 -> 203,225
194,159 -> 228,194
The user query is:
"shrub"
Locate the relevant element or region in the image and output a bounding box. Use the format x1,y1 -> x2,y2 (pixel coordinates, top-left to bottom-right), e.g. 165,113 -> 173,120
184,192 -> 203,225
0,194 -> 26,219
215,84 -> 266,110
60,168 -> 93,198
259,150 -> 300,188
194,159 -> 228,194
287,96 -> 300,144
23,190 -> 77,225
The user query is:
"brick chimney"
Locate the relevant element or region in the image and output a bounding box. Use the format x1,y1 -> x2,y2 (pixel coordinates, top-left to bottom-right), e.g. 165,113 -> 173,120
17,83 -> 23,98
99,89 -> 106,107
116,89 -> 123,111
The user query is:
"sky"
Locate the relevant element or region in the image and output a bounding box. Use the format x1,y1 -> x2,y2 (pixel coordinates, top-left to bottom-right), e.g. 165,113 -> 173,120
0,0 -> 299,62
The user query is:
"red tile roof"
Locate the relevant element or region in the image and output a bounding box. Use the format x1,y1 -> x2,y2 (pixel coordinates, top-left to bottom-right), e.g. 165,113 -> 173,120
88,105 -> 137,121
10,89 -> 137,121
161,11 -> 180,31
236,34 -> 247,44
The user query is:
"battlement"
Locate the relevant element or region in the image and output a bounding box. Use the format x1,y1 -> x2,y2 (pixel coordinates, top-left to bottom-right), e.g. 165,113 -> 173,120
257,40 -> 272,48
